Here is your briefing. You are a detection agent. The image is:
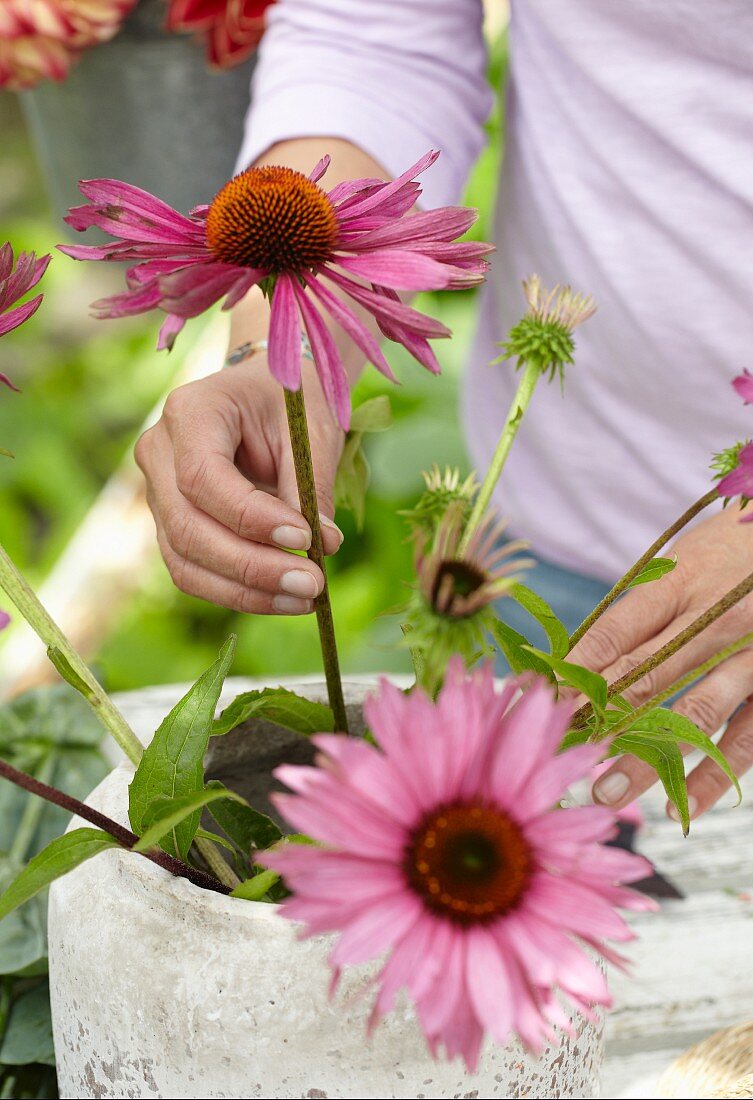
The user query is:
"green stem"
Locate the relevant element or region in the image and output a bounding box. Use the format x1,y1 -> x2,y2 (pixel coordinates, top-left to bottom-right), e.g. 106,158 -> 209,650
568,488 -> 719,652
284,387 -> 349,734
0,544 -> 239,889
459,360 -> 541,555
0,544 -> 143,765
600,628 -> 753,741
571,567 -> 753,729
9,753 -> 56,864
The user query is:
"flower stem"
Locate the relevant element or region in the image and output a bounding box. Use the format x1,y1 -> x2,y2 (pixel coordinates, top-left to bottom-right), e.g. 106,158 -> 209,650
459,360 -> 541,556
284,387 -> 349,733
0,757 -> 230,896
0,543 -> 239,889
0,543 -> 143,765
571,567 -> 753,729
599,628 -> 753,741
567,488 -> 719,652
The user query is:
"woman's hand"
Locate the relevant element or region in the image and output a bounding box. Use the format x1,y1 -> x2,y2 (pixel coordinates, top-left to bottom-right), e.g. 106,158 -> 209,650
135,359 -> 345,616
569,504 -> 753,820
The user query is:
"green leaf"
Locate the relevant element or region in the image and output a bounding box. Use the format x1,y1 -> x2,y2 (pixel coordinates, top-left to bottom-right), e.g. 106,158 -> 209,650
230,869 -> 281,901
0,856 -> 47,978
350,395 -> 392,433
628,708 -> 741,803
0,981 -> 55,1067
490,619 -> 555,680
0,830 -> 120,922
134,782 -> 245,852
128,636 -> 236,860
612,730 -> 690,833
334,433 -> 370,531
523,647 -> 608,710
212,686 -> 334,738
208,798 -> 282,854
45,647 -> 95,702
627,556 -> 677,589
509,583 -> 570,658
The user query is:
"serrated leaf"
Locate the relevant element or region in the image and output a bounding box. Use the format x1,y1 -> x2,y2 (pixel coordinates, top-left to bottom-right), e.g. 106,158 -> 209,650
208,798 -> 282,853
128,637 -> 236,860
0,830 -> 120,921
629,708 -> 741,803
134,782 -> 245,852
45,647 -> 95,702
230,869 -> 280,901
509,583 -> 570,658
627,556 -> 677,589
350,395 -> 392,433
524,647 -> 608,710
212,686 -> 334,738
490,619 -> 555,680
612,729 -> 690,833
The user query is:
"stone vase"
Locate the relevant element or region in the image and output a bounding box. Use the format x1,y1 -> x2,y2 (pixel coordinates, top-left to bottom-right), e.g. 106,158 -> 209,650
47,680 -> 605,1099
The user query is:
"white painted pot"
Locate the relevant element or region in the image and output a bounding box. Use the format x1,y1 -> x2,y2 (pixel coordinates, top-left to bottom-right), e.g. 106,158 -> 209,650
48,681 -> 604,1099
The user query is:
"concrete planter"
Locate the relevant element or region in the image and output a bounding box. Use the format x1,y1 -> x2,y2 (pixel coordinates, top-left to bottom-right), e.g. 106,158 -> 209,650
48,680 -> 605,1099
21,0 -> 256,226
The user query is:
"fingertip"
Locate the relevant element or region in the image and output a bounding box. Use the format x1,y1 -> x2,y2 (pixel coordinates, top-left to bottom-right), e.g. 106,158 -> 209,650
319,512 -> 344,554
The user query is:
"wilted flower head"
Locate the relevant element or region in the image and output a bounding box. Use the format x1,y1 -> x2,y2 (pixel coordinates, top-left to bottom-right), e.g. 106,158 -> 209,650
714,442 -> 753,519
401,464 -> 478,539
500,274 -> 596,380
166,1 -> 272,69
260,661 -> 655,1068
59,152 -> 492,428
0,243 -> 51,389
0,1 -> 136,90
406,503 -> 529,683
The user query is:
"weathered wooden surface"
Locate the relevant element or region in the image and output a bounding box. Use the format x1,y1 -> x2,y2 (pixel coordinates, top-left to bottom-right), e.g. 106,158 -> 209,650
113,676 -> 753,1099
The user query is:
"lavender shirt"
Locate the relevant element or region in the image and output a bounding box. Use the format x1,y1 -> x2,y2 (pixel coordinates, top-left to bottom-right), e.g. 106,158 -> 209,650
238,0 -> 753,582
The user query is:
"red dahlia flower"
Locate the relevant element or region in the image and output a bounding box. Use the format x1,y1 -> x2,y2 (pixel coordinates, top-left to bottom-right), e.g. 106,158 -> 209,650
59,152 -> 492,428
166,0 -> 273,69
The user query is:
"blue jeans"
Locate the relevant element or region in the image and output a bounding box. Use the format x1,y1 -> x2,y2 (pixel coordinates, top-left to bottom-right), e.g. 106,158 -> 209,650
495,548 -> 612,675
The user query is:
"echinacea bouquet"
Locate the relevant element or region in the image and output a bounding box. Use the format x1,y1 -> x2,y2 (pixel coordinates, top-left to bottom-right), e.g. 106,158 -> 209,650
0,149 -> 752,1088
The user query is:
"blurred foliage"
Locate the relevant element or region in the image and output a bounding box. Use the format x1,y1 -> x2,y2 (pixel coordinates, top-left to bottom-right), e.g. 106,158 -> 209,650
0,29 -> 507,695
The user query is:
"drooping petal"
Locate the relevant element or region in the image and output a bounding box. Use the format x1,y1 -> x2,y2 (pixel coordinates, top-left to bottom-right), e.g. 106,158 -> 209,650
304,274 -> 397,382
732,370 -> 753,405
267,274 -> 302,391
291,279 -> 351,429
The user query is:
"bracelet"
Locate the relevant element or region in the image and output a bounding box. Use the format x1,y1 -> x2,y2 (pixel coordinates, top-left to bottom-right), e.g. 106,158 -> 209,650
223,332 -> 313,368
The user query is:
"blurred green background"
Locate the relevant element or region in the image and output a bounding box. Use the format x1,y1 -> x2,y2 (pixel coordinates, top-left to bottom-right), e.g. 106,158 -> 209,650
0,33 -> 506,696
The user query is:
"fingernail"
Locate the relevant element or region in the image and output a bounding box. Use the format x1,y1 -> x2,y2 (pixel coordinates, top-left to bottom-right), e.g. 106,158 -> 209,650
272,525 -> 311,551
280,569 -> 320,598
593,771 -> 630,805
668,795 -> 697,822
273,594 -> 313,614
319,512 -> 344,545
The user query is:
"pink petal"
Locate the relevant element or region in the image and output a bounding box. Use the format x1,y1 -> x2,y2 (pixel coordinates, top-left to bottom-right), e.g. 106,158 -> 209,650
733,370 -> 753,405
291,280 -> 351,429
328,891 -> 423,968
0,610 -> 10,631
267,274 -> 302,391
344,207 -> 478,251
305,274 -> 397,382
336,250 -> 454,291
309,155 -> 331,183
157,314 -> 185,351
465,926 -> 514,1047
158,262 -> 245,317
323,268 -> 451,338
718,442 -> 753,498
0,295 -> 43,338
338,150 -> 439,221
520,743 -> 604,819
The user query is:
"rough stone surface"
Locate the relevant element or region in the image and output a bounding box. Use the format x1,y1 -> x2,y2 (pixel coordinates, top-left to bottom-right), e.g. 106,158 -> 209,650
48,682 -> 604,1099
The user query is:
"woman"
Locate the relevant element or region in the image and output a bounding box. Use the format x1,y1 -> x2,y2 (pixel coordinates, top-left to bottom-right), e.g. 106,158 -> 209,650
135,0 -> 753,819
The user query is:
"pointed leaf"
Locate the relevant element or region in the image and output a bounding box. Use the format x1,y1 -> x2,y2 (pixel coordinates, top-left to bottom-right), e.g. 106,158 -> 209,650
334,433 -> 370,530
134,782 -> 245,852
627,557 -> 677,589
129,636 -> 236,860
490,619 -> 555,681
612,729 -> 690,833
212,686 -> 333,738
230,869 -> 280,901
349,395 -> 392,433
524,647 -> 608,710
208,798 -> 282,853
0,830 -> 120,921
509,583 -> 570,658
629,708 -> 741,803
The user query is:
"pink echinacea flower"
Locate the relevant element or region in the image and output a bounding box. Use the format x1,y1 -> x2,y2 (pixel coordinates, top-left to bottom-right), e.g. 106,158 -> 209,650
260,660 -> 656,1069
0,242 -> 51,389
58,152 -> 492,428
